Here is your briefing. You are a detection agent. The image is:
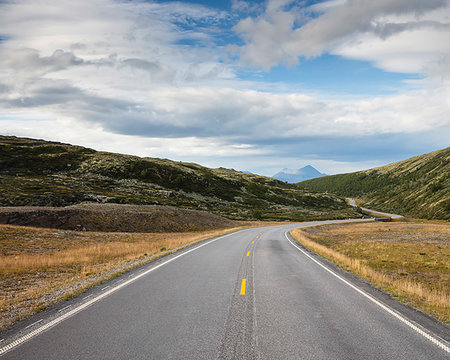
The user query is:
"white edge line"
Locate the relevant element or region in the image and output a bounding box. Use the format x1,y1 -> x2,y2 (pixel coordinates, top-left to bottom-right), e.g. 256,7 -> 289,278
24,320 -> 43,330
57,305 -> 71,313
0,230 -> 242,356
284,231 -> 450,354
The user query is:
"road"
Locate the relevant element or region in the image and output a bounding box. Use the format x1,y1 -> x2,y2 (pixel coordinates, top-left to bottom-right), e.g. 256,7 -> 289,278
347,198 -> 404,219
1,220 -> 448,359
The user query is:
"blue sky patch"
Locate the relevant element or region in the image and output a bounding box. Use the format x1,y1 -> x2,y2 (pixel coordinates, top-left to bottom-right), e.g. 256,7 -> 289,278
239,54 -> 423,95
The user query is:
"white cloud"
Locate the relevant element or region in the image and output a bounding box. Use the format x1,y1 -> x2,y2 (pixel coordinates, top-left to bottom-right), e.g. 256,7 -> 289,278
0,0 -> 233,91
141,86 -> 448,138
0,112 -> 267,160
2,82 -> 447,141
0,0 -> 449,175
0,109 -> 395,176
234,0 -> 450,75
334,23 -> 450,75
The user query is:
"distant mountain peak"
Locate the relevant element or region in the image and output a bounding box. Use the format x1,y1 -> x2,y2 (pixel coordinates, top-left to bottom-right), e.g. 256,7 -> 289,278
272,165 -> 327,183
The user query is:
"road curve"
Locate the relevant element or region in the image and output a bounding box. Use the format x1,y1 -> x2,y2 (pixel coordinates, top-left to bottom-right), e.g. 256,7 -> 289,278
347,198 -> 404,219
1,220 -> 448,359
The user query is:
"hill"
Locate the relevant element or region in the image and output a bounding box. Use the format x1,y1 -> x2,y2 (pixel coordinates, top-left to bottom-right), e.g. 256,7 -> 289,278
298,148 -> 449,220
0,136 -> 359,221
0,204 -> 239,232
273,165 -> 327,183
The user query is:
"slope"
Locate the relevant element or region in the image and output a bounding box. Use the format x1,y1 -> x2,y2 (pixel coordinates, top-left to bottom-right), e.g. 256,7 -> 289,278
0,136 -> 359,221
298,147 -> 449,220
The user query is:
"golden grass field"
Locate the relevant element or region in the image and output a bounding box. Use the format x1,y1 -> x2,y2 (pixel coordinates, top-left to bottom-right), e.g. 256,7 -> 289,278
0,221 -> 284,330
291,221 -> 449,323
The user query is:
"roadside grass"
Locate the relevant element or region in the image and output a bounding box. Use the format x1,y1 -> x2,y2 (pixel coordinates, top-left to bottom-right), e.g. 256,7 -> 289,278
0,221 -> 282,330
290,221 -> 450,323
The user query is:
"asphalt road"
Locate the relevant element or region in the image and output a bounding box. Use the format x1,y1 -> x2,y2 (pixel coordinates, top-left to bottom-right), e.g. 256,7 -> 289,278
347,198 -> 404,219
1,220 -> 448,359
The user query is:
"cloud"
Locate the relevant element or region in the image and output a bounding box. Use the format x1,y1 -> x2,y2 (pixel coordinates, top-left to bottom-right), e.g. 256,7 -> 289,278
0,0 -> 449,175
334,26 -> 450,75
0,0 -> 232,82
1,48 -> 84,75
3,109 -> 446,176
233,0 -> 450,72
0,114 -> 268,163
231,0 -> 263,14
0,0 -> 236,117
2,79 -> 447,142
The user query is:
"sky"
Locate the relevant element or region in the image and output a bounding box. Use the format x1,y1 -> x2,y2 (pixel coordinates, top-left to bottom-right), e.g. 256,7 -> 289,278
0,0 -> 449,176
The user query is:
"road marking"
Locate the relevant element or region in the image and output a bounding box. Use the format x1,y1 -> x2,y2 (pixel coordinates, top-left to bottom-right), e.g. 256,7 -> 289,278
240,279 -> 246,295
25,319 -> 42,330
57,305 -> 71,313
246,251 -> 250,256
83,294 -> 93,300
285,232 -> 450,354
101,286 -> 110,291
0,230 -> 244,356
0,339 -> 4,343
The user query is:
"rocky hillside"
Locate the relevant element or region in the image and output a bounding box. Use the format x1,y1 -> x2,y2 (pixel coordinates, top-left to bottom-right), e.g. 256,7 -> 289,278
299,148 -> 449,220
0,136 -> 359,221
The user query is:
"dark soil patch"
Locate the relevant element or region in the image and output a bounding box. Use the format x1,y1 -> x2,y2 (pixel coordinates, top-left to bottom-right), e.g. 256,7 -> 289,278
0,203 -> 238,232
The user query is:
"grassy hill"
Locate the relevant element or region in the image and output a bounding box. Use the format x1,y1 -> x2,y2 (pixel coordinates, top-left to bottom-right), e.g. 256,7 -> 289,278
0,136 -> 359,221
298,148 -> 449,220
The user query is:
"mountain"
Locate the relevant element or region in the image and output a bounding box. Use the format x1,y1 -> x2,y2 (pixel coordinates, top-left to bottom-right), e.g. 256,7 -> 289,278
273,165 -> 327,183
298,148 -> 450,220
0,136 -> 360,222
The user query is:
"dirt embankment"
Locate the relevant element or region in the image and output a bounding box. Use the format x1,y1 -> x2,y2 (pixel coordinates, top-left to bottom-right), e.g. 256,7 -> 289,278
0,203 -> 239,232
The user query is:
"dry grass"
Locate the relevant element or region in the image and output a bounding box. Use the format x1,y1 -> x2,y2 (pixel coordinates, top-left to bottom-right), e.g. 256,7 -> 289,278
0,232 -> 228,275
0,221 -> 283,330
291,221 -> 449,323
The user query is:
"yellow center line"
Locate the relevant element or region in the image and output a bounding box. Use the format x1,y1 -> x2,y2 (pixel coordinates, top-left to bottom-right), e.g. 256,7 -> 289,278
240,279 -> 246,295
246,251 -> 250,256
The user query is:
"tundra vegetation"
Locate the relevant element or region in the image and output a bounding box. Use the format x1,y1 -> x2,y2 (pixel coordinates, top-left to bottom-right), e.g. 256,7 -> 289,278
298,147 -> 449,220
0,136 -> 359,222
